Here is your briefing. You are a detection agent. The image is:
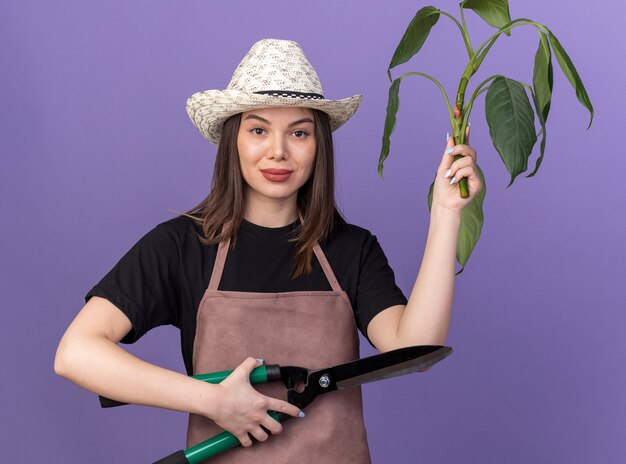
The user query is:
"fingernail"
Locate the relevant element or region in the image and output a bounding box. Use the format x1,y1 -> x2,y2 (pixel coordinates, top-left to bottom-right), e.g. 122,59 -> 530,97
444,169 -> 452,178
256,358 -> 264,363
445,148 -> 454,154
446,132 -> 449,142
468,122 -> 471,128
298,411 -> 305,418
449,176 -> 456,185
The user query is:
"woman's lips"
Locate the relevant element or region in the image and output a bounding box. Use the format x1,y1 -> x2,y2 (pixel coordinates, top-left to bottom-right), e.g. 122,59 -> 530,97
260,169 -> 293,182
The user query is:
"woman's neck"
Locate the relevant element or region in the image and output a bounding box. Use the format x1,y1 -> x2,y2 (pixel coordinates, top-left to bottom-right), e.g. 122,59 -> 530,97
243,193 -> 299,228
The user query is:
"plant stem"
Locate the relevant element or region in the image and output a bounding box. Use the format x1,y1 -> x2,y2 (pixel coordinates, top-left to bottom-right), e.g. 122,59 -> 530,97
398,71 -> 455,127
461,74 -> 504,129
474,19 -> 548,61
451,59 -> 477,199
438,10 -> 474,58
449,17 -> 547,199
459,4 -> 474,56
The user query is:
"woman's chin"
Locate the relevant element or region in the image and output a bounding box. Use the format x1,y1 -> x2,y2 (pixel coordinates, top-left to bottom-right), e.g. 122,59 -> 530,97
247,186 -> 299,203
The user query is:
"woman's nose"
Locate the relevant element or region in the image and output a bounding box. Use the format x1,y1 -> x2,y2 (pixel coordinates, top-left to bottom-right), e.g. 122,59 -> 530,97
269,135 -> 287,160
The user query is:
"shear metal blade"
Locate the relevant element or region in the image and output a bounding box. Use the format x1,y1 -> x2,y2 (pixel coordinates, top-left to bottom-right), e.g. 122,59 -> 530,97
328,345 -> 452,390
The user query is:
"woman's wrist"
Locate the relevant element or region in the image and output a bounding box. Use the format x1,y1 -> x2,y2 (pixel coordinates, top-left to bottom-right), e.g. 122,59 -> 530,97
429,205 -> 462,229
185,379 -> 222,418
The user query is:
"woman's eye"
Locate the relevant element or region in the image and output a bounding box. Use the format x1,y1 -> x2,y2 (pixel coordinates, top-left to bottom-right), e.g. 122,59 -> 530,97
249,128 -> 309,137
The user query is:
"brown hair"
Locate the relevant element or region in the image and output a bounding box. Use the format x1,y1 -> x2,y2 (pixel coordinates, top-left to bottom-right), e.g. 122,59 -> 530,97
179,108 -> 346,279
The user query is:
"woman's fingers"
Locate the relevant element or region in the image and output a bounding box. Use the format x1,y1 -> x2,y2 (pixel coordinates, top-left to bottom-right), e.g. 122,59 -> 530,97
268,396 -> 305,419
445,155 -> 475,180
445,143 -> 477,163
235,357 -> 264,376
233,409 -> 285,447
216,357 -> 304,448
238,432 -> 253,447
261,414 -> 284,435
448,166 -> 476,185
444,156 -> 474,184
250,426 -> 269,442
438,131 -> 476,174
438,133 -> 456,174
432,126 -> 483,210
235,401 -> 295,447
438,128 -> 481,193
446,131 -> 455,150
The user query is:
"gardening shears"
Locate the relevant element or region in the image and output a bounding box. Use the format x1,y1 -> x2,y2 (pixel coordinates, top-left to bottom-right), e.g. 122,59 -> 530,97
99,344 -> 452,463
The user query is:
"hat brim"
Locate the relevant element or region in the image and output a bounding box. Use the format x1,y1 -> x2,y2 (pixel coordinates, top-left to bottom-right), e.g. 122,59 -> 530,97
186,89 -> 363,146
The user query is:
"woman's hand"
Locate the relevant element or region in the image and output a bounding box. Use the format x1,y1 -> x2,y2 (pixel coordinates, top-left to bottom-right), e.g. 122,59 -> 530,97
205,357 -> 304,447
431,126 -> 483,215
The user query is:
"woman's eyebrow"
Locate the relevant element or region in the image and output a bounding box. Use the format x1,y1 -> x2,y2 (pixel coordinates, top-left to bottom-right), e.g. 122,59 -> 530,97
244,114 -> 314,127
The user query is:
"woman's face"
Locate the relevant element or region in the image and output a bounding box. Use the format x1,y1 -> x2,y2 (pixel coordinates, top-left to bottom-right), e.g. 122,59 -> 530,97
237,106 -> 316,209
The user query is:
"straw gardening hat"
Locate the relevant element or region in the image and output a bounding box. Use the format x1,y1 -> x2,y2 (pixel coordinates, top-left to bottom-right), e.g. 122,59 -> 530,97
186,38 -> 364,146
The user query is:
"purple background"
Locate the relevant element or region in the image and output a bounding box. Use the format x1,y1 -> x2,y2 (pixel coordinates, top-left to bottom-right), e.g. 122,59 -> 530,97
2,0 -> 624,462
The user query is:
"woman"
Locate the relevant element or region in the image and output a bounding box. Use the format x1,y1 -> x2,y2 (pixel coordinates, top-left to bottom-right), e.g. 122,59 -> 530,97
55,39 -> 482,463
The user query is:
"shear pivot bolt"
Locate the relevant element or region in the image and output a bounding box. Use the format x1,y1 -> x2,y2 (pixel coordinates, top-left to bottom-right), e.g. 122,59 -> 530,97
319,374 -> 331,388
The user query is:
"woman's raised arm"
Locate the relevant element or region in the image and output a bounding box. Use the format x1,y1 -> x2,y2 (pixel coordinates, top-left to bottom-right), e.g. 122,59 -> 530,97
368,127 -> 482,352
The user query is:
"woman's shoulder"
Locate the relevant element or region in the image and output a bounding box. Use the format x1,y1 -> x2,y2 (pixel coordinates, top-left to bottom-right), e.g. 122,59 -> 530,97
327,215 -> 376,248
157,212 -> 200,228
324,217 -> 389,276
149,213 -> 205,244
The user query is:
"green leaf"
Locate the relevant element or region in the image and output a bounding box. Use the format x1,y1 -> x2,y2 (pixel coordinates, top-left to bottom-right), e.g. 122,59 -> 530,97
485,77 -> 537,187
547,29 -> 593,129
532,31 -> 553,123
526,32 -> 552,178
378,78 -> 402,178
526,88 -> 547,178
388,6 -> 440,80
461,0 -> 512,36
428,164 -> 487,273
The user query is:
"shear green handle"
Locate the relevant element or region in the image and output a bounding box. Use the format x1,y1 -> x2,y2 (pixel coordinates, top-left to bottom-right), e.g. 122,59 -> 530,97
153,411 -> 285,464
193,365 -> 271,384
98,365 -> 279,408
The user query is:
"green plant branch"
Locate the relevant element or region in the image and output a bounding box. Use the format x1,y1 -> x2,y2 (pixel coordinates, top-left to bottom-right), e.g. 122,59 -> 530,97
518,81 -> 533,94
474,18 -> 548,64
473,35 -> 498,72
398,71 -> 455,127
458,86 -> 488,140
452,19 -> 545,141
458,4 -> 474,56
378,3 -> 593,271
438,10 -> 474,57
461,74 -> 505,131
459,4 -> 468,31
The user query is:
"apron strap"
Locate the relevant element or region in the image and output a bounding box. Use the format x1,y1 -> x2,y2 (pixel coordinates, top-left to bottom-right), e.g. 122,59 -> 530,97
299,210 -> 343,293
208,236 -> 230,291
312,242 -> 342,293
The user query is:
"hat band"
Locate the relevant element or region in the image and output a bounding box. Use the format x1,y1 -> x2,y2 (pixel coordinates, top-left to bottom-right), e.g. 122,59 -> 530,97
253,90 -> 325,100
